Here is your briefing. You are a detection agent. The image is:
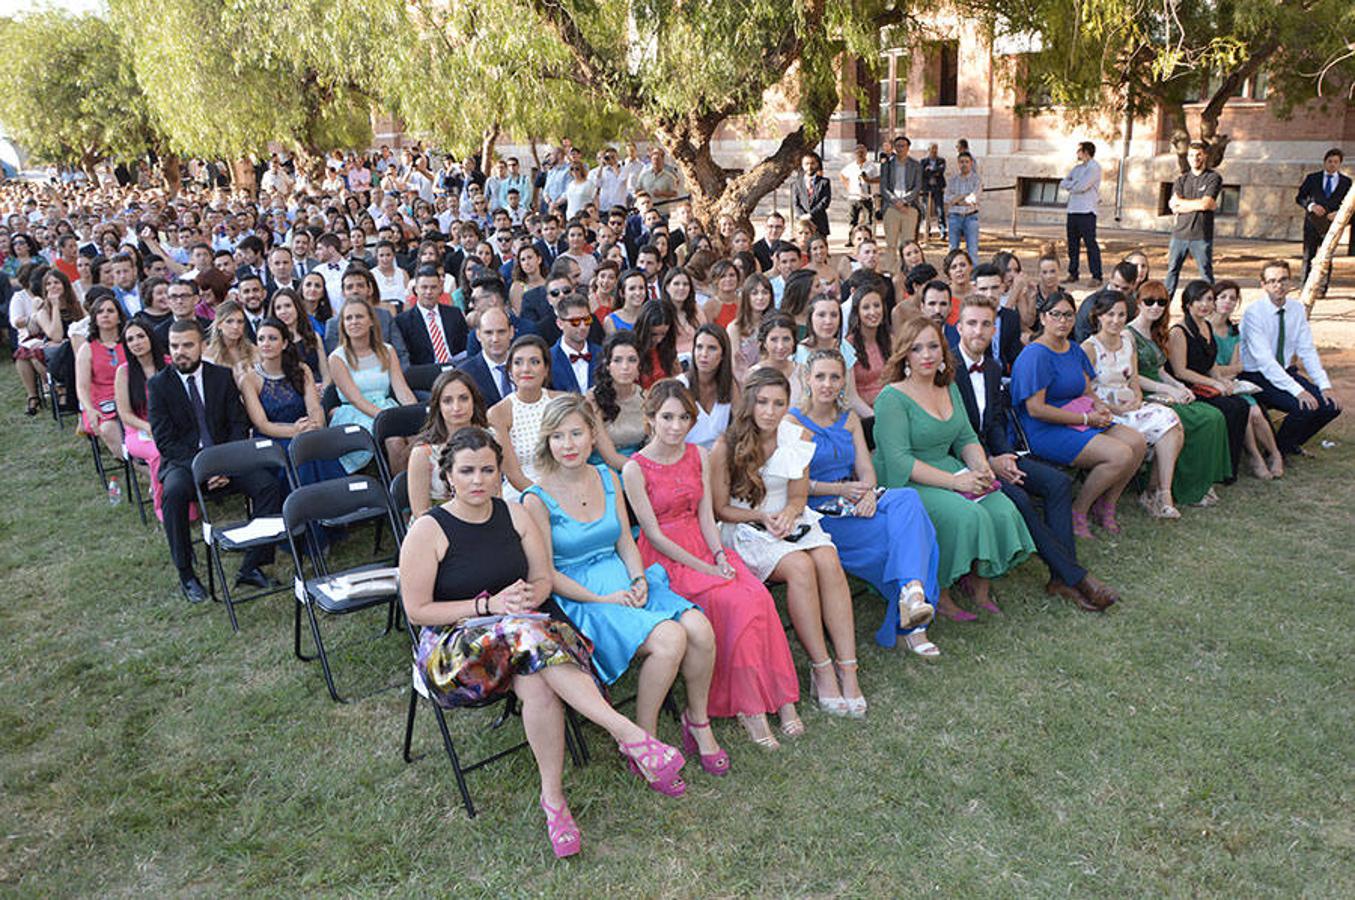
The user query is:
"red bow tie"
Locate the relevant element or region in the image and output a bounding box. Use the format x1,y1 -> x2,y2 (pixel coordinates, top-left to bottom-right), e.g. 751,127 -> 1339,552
569,352 -> 592,363
969,361 -> 985,374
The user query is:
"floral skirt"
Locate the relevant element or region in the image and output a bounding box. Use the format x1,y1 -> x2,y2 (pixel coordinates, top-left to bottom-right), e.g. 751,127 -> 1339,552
416,616 -> 594,709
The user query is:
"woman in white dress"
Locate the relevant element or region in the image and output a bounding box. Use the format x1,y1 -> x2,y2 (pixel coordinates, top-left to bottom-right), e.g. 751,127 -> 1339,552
678,324 -> 733,449
1082,291 -> 1185,519
486,334 -> 565,498
710,367 -> 866,718
406,369 -> 489,517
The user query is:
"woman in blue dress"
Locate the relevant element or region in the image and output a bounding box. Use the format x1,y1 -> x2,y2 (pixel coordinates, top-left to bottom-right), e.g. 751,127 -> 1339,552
792,349 -> 943,657
327,298 -> 416,472
524,394 -> 722,790
1011,290 -> 1146,538
239,318 -> 346,485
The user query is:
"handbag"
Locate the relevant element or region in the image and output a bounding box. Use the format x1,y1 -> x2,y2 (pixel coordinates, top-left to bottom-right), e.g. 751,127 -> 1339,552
1059,395 -> 1098,432
1190,383 -> 1221,400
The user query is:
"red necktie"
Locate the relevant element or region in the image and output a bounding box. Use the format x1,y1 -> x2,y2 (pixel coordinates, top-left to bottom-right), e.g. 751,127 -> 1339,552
969,361 -> 985,374
569,351 -> 592,363
426,309 -> 452,364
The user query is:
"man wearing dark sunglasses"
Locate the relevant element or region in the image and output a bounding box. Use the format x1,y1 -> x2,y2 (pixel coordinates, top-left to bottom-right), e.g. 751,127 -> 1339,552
549,293 -> 602,393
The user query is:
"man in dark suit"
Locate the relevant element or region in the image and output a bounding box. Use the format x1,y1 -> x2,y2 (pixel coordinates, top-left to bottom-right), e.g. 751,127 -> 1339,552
919,280 -> 958,345
457,305 -> 514,405
950,295 -> 1118,611
392,266 -> 469,366
148,319 -> 283,603
751,211 -> 785,272
1295,147 -> 1351,295
533,215 -> 568,268
549,293 -> 602,393
791,151 -> 832,239
971,263 -> 1024,374
236,274 -> 268,342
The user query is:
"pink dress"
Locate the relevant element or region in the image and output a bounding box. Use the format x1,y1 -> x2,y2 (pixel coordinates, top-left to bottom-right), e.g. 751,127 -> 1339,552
633,444 -> 800,717
853,340 -> 887,408
81,340 -> 126,432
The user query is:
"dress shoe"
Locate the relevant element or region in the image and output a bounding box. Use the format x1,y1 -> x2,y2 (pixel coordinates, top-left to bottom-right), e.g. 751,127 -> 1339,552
1076,574 -> 1119,609
1045,579 -> 1101,612
180,576 -> 209,604
235,567 -> 278,590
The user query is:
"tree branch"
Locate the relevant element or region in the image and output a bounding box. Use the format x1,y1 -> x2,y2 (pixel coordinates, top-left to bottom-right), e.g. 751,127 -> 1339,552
526,0 -> 643,112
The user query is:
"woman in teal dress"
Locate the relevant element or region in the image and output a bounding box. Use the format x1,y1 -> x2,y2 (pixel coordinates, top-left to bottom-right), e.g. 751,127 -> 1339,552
523,394 -> 720,793
873,316 -> 1034,622
792,348 -> 943,657
1210,279 -> 1285,479
327,298 -> 416,472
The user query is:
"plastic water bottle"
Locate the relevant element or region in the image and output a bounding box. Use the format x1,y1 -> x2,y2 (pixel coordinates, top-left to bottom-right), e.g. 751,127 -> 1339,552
107,475 -> 123,506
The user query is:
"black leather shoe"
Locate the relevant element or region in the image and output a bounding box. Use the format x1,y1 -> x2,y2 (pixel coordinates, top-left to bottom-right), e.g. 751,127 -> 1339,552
181,576 -> 209,604
235,567 -> 278,589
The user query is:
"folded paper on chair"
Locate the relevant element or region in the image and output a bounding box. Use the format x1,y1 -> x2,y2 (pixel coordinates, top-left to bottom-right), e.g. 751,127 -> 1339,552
317,566 -> 401,601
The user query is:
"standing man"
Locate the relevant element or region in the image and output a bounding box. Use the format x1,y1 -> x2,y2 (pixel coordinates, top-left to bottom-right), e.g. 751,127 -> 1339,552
921,143 -> 947,241
1060,141 -> 1103,287
1163,141 -> 1222,298
791,151 -> 832,239
879,135 -> 923,270
593,147 -> 629,215
635,147 -> 680,203
1239,259 -> 1342,457
944,151 -> 982,264
839,144 -> 878,241
1295,148 -> 1350,296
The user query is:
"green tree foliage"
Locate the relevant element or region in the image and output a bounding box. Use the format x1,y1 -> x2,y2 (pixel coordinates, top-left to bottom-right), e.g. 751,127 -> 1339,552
109,0 -> 372,162
988,0 -> 1355,168
0,12 -> 156,170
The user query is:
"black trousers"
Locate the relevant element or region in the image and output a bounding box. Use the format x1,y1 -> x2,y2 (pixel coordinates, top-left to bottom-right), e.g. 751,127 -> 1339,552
999,457 -> 1085,588
162,462 -> 282,579
1240,367 -> 1341,455
1066,213 -> 1103,281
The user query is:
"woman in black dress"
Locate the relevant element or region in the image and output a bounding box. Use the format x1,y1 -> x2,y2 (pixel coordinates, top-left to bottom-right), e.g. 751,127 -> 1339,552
398,427 -> 686,859
1166,280 -> 1250,491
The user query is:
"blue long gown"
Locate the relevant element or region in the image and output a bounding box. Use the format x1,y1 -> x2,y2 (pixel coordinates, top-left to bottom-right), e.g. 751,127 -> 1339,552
524,465 -> 696,684
255,367 -> 346,485
791,409 -> 941,648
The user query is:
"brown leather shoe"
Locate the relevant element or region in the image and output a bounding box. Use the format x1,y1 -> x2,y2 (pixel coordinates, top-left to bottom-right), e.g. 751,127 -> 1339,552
1076,574 -> 1119,609
1045,579 -> 1101,612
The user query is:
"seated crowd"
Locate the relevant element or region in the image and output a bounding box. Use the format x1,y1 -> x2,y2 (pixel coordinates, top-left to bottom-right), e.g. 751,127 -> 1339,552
1,147 -> 1342,860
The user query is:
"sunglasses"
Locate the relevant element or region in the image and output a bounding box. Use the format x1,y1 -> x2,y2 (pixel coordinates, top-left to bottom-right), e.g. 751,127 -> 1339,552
1140,297 -> 1168,307
548,287 -> 574,298
560,314 -> 592,327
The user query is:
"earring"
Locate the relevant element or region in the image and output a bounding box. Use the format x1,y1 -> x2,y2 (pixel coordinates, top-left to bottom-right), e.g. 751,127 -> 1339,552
902,363 -> 910,376
938,360 -> 946,373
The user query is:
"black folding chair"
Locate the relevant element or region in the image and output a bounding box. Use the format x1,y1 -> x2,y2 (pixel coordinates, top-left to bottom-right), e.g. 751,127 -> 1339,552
284,476 -> 403,702
373,402 -> 427,477
84,431 -> 121,494
402,364 -> 453,395
122,445 -> 154,527
191,439 -> 295,632
388,470 -> 411,541
320,382 -> 341,422
290,424 -> 390,488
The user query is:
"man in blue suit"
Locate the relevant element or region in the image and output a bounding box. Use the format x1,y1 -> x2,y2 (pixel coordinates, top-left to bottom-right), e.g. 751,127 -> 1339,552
950,294 -> 1118,612
457,305 -> 514,406
1295,148 -> 1351,295
971,262 -> 1024,374
549,292 -> 602,393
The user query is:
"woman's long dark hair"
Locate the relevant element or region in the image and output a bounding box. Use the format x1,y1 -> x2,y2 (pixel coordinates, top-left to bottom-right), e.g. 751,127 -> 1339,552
725,367 -> 791,507
847,283 -> 892,369
121,315 -> 167,419
1180,279 -> 1215,342
258,316 -> 309,395
593,330 -> 641,423
661,266 -> 700,330
691,323 -> 734,404
634,299 -> 677,383
417,369 -> 488,447
268,287 -> 319,347
779,268 -> 818,321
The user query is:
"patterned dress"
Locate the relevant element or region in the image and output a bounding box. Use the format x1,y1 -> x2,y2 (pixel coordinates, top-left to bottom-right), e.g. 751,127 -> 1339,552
1085,336 -> 1181,446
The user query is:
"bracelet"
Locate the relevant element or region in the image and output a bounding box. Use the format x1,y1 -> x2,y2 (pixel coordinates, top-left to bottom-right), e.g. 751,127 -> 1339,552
475,590 -> 489,615
713,548 -> 726,559
629,575 -> 645,586
1081,412 -> 1088,426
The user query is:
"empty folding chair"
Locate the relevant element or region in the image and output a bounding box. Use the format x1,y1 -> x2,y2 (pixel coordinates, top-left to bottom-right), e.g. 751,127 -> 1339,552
373,403 -> 428,475
291,423 -> 391,488
191,438 -> 295,631
402,363 -> 453,395
283,475 -> 404,702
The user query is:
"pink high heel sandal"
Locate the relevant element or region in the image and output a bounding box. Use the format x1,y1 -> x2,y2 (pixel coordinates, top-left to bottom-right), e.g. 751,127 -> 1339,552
540,797 -> 581,859
680,712 -> 731,776
618,732 -> 687,798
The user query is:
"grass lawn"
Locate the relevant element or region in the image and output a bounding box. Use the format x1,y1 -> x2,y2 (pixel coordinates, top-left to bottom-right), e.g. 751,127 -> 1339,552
2,364 -> 1354,897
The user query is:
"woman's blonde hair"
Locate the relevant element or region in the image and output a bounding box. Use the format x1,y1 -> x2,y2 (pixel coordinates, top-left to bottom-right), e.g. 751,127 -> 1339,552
533,394 -> 601,475
205,299 -> 257,371
800,347 -> 847,411
337,298 -> 391,371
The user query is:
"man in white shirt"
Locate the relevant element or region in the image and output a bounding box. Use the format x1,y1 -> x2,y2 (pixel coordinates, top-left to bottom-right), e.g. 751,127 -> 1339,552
593,147 -> 629,213
260,159 -> 294,196
1239,259 -> 1342,456
1060,141 -> 1103,286
768,242 -> 802,307
312,233 -> 348,310
839,143 -> 878,242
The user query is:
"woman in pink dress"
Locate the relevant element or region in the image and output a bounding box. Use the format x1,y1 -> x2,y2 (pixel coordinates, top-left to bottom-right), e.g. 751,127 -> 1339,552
75,292 -> 128,458
114,316 -> 171,520
623,379 -> 802,753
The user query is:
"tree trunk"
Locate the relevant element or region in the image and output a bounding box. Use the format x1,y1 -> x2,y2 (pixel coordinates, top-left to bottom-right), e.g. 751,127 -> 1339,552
1301,184 -> 1355,313
481,122 -> 501,172
664,122 -> 815,233
161,152 -> 183,198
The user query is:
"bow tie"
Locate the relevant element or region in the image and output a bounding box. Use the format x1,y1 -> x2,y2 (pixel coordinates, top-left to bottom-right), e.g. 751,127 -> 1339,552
569,351 -> 592,363
968,361 -> 985,374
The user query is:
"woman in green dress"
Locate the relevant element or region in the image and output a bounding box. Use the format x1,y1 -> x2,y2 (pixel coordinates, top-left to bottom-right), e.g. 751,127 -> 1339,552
872,315 -> 1034,622
1126,280 -> 1234,505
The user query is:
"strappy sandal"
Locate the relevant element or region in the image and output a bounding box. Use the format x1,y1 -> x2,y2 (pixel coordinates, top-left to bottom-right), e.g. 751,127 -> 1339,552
835,659 -> 867,719
737,713 -> 781,751
617,732 -> 686,798
809,658 -> 850,717
25,396 -> 40,416
904,630 -> 941,658
680,712 -> 730,776
540,796 -> 581,858
899,581 -> 934,628
778,704 -> 805,738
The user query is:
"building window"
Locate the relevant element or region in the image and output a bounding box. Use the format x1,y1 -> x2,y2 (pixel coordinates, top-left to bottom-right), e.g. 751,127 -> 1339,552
878,50 -> 907,135
923,40 -> 958,107
1020,178 -> 1066,208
